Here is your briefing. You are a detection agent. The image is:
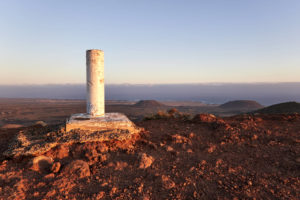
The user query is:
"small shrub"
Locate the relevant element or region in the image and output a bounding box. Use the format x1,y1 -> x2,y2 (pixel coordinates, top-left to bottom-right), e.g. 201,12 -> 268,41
144,110 -> 169,120
179,113 -> 193,121
143,109 -> 192,121
168,108 -> 178,116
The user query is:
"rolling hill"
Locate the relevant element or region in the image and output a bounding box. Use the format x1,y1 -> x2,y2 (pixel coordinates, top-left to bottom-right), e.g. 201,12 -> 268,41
219,100 -> 263,111
254,101 -> 300,114
133,100 -> 166,107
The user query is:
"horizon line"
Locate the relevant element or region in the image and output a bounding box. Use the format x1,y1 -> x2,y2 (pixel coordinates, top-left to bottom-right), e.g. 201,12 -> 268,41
1,81 -> 300,86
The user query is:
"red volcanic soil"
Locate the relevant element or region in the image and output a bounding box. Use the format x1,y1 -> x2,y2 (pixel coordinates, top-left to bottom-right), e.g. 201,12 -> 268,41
0,114 -> 299,199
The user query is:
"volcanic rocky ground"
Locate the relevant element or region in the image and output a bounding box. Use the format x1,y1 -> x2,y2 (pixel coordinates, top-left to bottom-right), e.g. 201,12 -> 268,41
0,110 -> 299,199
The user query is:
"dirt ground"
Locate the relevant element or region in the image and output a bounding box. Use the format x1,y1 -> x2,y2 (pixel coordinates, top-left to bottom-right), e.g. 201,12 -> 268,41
0,113 -> 299,199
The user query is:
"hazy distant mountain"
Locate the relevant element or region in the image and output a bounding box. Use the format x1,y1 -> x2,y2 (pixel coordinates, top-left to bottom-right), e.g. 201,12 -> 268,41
0,83 -> 300,105
254,102 -> 300,114
220,100 -> 263,111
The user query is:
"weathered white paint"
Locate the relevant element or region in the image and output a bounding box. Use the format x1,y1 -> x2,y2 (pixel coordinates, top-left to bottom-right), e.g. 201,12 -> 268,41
86,49 -> 105,116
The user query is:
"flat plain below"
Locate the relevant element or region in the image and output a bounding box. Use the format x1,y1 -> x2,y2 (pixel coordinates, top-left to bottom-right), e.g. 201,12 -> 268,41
0,98 -> 249,128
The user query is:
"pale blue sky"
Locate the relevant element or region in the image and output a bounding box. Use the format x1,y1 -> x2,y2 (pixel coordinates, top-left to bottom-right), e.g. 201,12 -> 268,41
0,0 -> 299,84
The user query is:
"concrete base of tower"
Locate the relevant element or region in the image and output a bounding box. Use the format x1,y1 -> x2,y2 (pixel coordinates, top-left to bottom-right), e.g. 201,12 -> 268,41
66,112 -> 139,134
3,113 -> 142,158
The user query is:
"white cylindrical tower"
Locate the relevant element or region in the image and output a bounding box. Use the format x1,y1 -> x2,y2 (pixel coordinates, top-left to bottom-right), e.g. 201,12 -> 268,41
86,49 -> 105,116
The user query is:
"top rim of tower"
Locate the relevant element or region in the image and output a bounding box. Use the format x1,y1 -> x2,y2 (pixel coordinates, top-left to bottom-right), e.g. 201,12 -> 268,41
87,49 -> 103,52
